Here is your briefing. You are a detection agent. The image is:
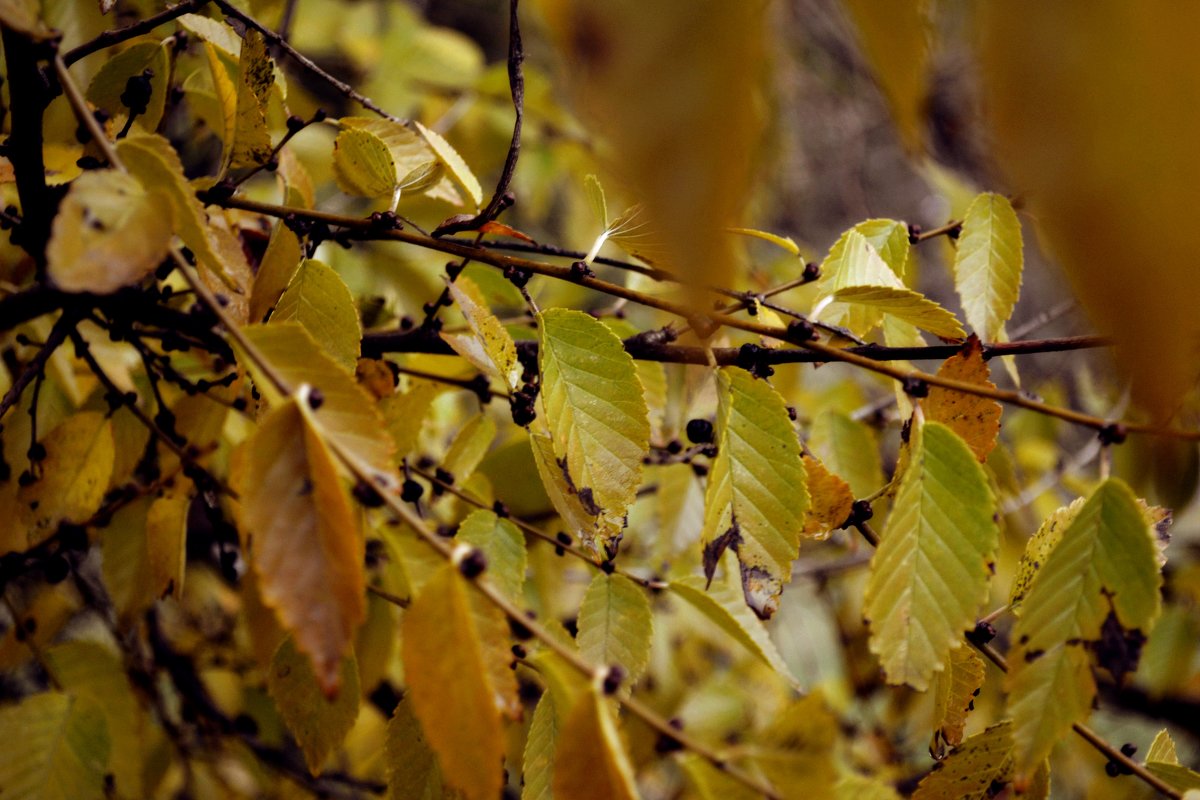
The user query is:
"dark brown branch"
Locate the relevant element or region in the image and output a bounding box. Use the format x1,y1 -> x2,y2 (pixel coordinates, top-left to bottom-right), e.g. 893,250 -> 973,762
0,287 -> 67,333
0,311 -> 77,421
61,0 -> 210,66
432,0 -> 525,236
2,26 -> 58,266
362,325 -> 1109,366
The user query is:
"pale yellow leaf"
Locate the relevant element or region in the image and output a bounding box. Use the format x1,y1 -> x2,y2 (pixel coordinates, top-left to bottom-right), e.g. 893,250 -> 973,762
272,260 -> 362,372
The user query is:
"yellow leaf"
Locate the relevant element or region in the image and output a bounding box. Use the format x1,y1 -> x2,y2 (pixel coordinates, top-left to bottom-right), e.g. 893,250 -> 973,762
538,0 -> 766,298
85,40 -> 171,134
385,696 -> 450,799
921,338 -> 1002,462
801,454 -> 855,539
20,412 -> 114,546
401,563 -> 506,800
46,170 -> 172,294
268,637 -> 361,774
228,29 -> 275,170
979,4 -> 1200,417
841,0 -> 931,153
0,692 -> 110,800
552,687 -> 638,800
929,646 -> 986,758
250,223 -> 302,322
232,396 -> 366,695
145,479 -> 191,600
381,378 -> 443,459
412,120 -> 482,207
443,276 -> 522,393
272,260 -> 362,372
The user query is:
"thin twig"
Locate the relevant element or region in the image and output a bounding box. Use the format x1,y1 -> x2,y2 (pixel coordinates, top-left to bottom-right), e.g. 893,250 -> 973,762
62,0 -> 211,65
212,0 -> 402,122
0,311 -> 76,421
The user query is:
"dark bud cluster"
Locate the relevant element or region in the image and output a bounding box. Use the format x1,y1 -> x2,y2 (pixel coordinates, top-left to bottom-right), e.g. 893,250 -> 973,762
510,381 -> 540,427
686,418 -> 714,445
503,265 -> 532,288
736,343 -> 775,379
119,70 -> 154,117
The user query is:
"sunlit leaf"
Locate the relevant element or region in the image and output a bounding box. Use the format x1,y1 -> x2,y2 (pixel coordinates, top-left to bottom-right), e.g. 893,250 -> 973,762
577,573 -> 653,684
865,421 -> 998,690
833,285 -> 965,340
700,367 -> 807,618
538,308 -> 649,558
552,686 -> 638,800
20,411 -> 114,546
930,646 -> 986,758
953,193 -> 1023,342
272,260 -> 362,372
1007,479 -> 1163,776
333,117 -> 442,199
529,429 -> 607,545
268,637 -> 361,774
815,229 -> 904,335
727,226 -> 801,257
412,120 -> 482,207
232,396 -> 365,695
46,170 -> 172,294
401,563 -> 507,800
921,338 -> 1002,462
0,692 -> 109,800
443,276 -> 522,393
1144,730 -> 1200,792
1008,498 -> 1083,615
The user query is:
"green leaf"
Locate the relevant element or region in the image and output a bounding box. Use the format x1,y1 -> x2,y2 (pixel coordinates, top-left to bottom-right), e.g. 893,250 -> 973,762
864,421 -> 998,690
242,322 -> 395,474
552,687 -> 638,800
670,571 -> 798,685
854,219 -> 912,279
913,721 -> 1016,800
808,409 -> 884,498
1007,478 -> 1164,776
44,642 -> 144,798
522,693 -> 558,800
1144,730 -> 1200,791
231,396 -> 365,695
930,646 -> 986,757
1147,729 -> 1179,764
268,637 -> 361,775
456,509 -> 526,602
401,563 -> 507,800
20,412 -> 115,546
227,29 -> 275,170
538,308 -> 649,558
833,285 -> 965,339
700,367 -> 807,618
413,120 -> 483,207
386,696 -> 449,800
443,276 -> 522,393
272,260 -> 362,372
953,193 -> 1023,341
815,229 -> 905,335
85,39 -> 171,134
0,692 -> 110,800
577,573 -> 653,683
443,412 -> 497,484
332,117 -> 442,199
46,170 -> 172,294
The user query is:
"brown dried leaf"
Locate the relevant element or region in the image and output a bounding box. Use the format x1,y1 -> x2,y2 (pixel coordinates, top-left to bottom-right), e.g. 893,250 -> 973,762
922,338 -> 1001,462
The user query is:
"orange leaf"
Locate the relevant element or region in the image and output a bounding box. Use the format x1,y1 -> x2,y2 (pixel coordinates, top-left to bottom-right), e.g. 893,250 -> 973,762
922,338 -> 1001,462
801,455 -> 855,539
478,220 -> 537,244
232,397 -> 365,695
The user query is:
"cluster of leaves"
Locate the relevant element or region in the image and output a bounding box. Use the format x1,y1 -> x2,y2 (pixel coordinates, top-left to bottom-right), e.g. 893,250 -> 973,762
0,2 -> 1199,800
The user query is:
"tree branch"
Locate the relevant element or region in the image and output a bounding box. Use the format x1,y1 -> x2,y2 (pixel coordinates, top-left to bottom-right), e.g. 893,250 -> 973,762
61,0 -> 210,66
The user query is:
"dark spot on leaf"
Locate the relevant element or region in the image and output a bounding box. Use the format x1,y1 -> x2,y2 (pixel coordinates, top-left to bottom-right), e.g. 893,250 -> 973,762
1024,648 -> 1045,662
1089,610 -> 1146,685
577,486 -> 601,516
702,522 -> 741,587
